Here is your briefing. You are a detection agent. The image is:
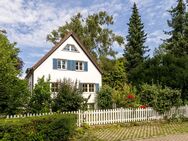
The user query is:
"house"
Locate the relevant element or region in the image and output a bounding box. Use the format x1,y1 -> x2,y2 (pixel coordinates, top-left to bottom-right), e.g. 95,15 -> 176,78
25,32 -> 102,109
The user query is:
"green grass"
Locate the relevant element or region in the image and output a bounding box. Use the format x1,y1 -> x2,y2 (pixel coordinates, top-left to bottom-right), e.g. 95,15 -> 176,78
76,121 -> 188,141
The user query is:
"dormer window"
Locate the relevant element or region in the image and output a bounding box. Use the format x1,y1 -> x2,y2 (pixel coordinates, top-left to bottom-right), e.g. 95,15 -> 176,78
63,44 -> 78,52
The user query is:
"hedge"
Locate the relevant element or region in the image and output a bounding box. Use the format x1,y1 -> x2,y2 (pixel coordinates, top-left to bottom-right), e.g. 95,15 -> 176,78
0,114 -> 77,141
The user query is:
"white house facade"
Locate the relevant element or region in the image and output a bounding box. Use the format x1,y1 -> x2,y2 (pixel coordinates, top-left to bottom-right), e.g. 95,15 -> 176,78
26,32 -> 102,108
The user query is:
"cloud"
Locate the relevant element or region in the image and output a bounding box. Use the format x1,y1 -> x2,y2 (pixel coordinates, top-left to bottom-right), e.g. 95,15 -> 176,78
0,0 -> 127,48
0,0 -> 180,73
147,30 -> 168,45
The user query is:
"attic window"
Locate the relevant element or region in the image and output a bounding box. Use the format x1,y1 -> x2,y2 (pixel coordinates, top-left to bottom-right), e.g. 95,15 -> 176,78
63,44 -> 78,52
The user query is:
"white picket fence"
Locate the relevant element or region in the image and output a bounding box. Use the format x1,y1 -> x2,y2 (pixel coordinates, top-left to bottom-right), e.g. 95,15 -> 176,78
4,106 -> 188,127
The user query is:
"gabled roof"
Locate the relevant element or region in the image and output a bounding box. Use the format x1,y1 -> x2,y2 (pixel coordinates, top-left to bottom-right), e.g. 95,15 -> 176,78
26,32 -> 102,78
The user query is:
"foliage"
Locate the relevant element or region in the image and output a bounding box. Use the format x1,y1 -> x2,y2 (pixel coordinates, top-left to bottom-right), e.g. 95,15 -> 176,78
163,0 -> 188,56
101,57 -> 127,89
0,114 -> 77,141
28,76 -> 51,113
47,11 -> 124,59
131,53 -> 188,103
139,84 -> 157,107
97,85 -> 113,109
5,79 -> 30,115
112,84 -> 139,108
0,33 -> 29,115
124,3 -> 149,83
140,84 -> 182,115
52,79 -> 84,112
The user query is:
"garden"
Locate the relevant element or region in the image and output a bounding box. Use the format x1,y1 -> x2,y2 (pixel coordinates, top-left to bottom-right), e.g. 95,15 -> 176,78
1,0 -> 188,140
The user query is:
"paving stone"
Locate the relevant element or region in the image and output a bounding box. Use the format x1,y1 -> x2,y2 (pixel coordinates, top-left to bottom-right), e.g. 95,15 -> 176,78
133,133 -> 188,141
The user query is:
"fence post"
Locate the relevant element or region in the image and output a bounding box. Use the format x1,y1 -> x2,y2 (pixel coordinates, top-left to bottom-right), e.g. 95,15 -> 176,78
120,108 -> 123,123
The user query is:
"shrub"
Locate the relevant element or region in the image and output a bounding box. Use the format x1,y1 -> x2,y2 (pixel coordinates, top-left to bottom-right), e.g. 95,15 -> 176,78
97,85 -> 113,109
28,76 -> 51,113
140,84 -> 182,115
52,79 -> 84,112
112,84 -> 139,108
0,114 -> 77,141
140,84 -> 158,107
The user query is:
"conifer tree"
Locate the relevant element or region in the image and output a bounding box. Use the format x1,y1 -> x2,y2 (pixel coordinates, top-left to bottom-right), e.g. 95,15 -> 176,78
164,0 -> 188,56
124,3 -> 149,82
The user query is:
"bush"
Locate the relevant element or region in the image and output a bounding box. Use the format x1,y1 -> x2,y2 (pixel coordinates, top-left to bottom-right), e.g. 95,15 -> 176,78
97,85 -> 113,109
140,84 -> 182,115
0,114 -> 77,141
28,76 -> 51,113
112,84 -> 139,108
140,84 -> 158,107
52,79 -> 84,112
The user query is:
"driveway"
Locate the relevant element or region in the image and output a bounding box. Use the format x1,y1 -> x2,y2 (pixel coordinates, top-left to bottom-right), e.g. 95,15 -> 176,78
134,133 -> 188,141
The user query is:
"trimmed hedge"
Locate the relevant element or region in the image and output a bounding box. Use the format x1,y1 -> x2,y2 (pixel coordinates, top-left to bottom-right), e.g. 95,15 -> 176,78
0,114 -> 77,141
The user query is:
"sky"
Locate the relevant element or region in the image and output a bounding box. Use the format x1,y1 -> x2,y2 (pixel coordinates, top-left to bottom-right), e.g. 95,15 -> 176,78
0,0 -> 180,77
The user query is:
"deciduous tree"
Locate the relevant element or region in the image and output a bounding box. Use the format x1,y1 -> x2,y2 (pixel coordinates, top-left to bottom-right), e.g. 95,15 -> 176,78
47,12 -> 124,60
0,32 -> 29,114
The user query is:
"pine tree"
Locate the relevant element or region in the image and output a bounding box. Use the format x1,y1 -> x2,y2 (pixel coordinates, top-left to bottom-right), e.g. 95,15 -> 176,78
164,0 -> 188,56
124,3 -> 149,82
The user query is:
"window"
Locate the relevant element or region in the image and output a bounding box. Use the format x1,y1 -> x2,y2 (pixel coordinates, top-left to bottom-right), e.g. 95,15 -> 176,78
63,45 -> 70,51
70,45 -> 78,52
89,84 -> 94,92
51,82 -> 59,92
76,61 -> 84,71
57,59 -> 67,70
63,44 -> 78,52
53,59 -> 87,71
82,84 -> 88,92
82,83 -> 95,92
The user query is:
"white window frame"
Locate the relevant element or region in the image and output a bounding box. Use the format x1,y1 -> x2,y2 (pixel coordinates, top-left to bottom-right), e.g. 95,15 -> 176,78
89,84 -> 94,92
57,59 -> 67,70
76,61 -> 84,71
82,83 -> 95,92
51,82 -> 59,92
63,44 -> 79,52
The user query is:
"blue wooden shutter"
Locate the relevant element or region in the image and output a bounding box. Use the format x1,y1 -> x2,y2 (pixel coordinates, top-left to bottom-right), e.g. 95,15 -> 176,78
53,59 -> 57,69
72,60 -> 76,71
67,60 -> 71,70
67,60 -> 75,71
84,62 -> 88,71
95,83 -> 99,93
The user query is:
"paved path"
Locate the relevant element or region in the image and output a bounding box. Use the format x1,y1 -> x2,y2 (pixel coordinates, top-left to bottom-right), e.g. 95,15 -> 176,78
134,133 -> 188,141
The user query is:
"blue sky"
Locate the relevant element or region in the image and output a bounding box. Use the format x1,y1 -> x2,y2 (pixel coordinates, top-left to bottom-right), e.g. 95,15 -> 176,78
0,0 -> 180,77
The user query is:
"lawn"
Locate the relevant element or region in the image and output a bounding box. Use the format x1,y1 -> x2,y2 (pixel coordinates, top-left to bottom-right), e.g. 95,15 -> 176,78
76,121 -> 188,141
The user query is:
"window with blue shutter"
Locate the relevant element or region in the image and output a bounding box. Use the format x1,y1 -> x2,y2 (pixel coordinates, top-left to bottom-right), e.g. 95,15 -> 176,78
53,59 -> 57,69
84,62 -> 88,71
95,83 -> 99,93
55,59 -> 87,71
